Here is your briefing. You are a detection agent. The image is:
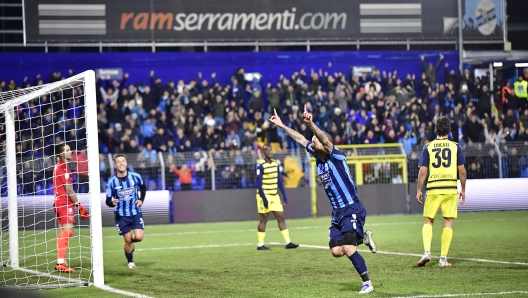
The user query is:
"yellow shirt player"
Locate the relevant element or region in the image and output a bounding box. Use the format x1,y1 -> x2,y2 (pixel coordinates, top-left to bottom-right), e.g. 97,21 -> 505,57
255,144 -> 299,250
416,116 -> 466,267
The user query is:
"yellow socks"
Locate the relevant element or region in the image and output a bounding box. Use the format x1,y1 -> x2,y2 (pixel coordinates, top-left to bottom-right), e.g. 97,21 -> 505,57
422,224 -> 433,252
257,232 -> 266,246
280,229 -> 291,244
441,227 -> 453,257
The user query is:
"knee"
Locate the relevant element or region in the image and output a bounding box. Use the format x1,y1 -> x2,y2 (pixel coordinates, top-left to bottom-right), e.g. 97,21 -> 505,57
342,245 -> 357,256
330,247 -> 345,258
135,235 -> 143,242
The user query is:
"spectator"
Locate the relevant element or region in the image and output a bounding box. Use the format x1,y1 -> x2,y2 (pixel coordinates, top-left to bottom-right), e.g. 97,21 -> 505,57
172,164 -> 194,191
399,131 -> 417,155
141,143 -> 157,164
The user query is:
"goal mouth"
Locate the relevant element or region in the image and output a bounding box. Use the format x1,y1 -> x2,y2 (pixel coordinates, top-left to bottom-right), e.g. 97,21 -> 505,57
0,70 -> 104,289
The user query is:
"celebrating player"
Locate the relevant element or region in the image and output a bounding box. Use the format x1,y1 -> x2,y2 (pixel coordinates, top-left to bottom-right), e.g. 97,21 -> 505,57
105,154 -> 146,269
53,143 -> 89,273
416,116 -> 466,267
269,106 -> 377,295
255,144 -> 299,250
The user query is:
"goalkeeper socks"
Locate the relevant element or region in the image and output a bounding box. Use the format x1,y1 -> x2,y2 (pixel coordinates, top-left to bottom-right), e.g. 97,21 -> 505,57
125,252 -> 133,263
257,232 -> 266,247
348,251 -> 369,281
441,227 -> 453,256
280,229 -> 291,244
57,230 -> 73,263
422,224 -> 433,252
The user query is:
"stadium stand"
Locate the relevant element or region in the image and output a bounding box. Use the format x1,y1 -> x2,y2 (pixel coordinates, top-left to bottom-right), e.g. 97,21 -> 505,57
2,59 -> 528,194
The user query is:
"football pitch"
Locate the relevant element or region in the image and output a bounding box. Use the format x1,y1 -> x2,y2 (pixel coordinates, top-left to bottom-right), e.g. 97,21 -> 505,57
19,211 -> 528,297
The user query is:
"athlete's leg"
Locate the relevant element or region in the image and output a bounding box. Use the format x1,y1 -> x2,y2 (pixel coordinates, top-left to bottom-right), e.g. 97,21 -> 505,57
257,213 -> 269,249
439,217 -> 454,267
55,204 -> 75,272
272,211 -> 287,231
342,232 -> 374,294
56,223 -> 74,271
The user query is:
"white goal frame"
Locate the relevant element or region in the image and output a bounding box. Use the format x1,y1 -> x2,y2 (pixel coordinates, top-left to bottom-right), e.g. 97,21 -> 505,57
1,70 -> 104,287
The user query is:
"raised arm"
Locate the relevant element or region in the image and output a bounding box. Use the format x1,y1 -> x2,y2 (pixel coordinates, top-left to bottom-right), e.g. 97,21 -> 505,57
302,104 -> 333,153
268,108 -> 309,147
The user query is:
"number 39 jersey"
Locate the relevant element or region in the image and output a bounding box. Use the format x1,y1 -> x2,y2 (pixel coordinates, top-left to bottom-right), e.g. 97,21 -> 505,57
419,139 -> 465,195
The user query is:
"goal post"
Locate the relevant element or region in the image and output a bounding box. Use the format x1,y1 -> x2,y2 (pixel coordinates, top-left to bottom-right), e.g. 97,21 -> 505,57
0,70 -> 104,288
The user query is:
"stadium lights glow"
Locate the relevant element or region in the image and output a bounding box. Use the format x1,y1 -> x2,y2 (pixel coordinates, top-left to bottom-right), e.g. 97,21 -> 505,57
515,63 -> 528,67
493,62 -> 503,67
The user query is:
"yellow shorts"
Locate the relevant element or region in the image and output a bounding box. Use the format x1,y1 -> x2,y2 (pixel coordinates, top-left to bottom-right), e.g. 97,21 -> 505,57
423,194 -> 458,219
256,195 -> 284,214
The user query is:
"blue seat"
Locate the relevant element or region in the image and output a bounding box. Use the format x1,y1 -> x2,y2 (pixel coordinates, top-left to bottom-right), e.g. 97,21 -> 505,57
174,179 -> 181,191
148,179 -> 157,190
45,183 -> 54,195
36,184 -> 45,196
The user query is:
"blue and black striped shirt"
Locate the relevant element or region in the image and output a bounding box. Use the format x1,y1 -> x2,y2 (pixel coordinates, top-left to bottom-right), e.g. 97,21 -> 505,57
306,142 -> 359,209
106,171 -> 146,216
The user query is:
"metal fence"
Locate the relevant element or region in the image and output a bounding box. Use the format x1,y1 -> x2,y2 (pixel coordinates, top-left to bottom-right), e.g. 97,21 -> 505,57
4,141 -> 527,195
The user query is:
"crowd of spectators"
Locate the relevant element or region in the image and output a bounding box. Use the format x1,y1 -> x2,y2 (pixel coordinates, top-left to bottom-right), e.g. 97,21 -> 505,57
2,53 -> 528,193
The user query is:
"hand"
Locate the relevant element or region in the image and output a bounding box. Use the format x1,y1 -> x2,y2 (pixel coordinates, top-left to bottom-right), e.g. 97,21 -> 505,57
77,204 -> 89,220
124,73 -> 129,79
420,55 -> 425,61
445,62 -> 449,68
262,198 -> 269,209
198,72 -> 202,79
269,108 -> 284,127
211,72 -> 216,78
282,200 -> 288,205
459,191 -> 465,205
150,70 -> 155,76
417,191 -> 424,204
267,82 -> 271,88
302,104 -> 313,125
440,53 -> 444,60
136,200 -> 143,208
112,199 -> 119,206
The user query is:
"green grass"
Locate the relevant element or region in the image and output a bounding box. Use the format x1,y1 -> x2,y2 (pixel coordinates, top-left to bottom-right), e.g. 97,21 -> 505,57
4,211 -> 528,297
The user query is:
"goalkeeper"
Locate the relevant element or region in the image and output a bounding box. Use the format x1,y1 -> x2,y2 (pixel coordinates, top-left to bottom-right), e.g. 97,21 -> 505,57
106,154 -> 147,269
53,143 -> 89,273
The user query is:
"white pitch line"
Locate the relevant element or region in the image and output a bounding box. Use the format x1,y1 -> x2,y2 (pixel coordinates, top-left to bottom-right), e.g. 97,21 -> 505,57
104,243 -> 256,253
268,242 -> 528,266
394,291 -> 528,297
101,217 -> 528,239
8,267 -> 153,298
96,284 -> 155,298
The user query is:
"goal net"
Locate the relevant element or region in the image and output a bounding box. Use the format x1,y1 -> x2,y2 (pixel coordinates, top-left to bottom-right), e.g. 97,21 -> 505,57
0,70 -> 103,289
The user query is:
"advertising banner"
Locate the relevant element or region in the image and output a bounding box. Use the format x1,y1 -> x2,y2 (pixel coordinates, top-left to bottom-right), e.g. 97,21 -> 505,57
24,0 -> 504,42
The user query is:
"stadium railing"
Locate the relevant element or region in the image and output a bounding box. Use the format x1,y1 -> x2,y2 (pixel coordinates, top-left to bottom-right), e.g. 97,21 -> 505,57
4,141 -> 527,196
309,143 -> 408,217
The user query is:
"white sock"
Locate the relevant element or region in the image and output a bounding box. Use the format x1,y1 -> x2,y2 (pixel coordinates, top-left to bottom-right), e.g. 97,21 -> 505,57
257,243 -> 264,247
440,255 -> 447,260
425,250 -> 431,255
57,258 -> 65,264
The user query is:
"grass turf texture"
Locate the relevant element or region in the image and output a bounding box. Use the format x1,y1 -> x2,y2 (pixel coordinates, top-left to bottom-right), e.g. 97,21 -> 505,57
4,210 -> 528,298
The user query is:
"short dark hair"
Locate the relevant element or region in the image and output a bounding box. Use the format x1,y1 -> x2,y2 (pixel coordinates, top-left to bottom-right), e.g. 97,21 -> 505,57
435,116 -> 451,137
55,142 -> 67,156
113,154 -> 126,161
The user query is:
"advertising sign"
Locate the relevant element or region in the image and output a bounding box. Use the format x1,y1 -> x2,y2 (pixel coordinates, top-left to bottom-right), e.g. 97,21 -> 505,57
24,0 -> 504,42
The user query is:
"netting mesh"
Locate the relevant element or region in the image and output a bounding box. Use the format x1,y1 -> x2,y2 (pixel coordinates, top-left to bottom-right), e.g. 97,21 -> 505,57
0,78 -> 94,288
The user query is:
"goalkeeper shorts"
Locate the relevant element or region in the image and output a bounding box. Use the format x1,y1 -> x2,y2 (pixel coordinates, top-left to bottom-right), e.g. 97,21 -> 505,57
54,204 -> 76,225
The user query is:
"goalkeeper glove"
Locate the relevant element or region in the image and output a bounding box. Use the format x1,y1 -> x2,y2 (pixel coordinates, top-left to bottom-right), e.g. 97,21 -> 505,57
77,204 -> 89,220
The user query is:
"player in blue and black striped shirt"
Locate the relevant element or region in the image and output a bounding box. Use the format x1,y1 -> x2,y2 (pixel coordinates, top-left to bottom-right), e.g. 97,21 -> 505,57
105,154 -> 147,269
269,106 -> 377,295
